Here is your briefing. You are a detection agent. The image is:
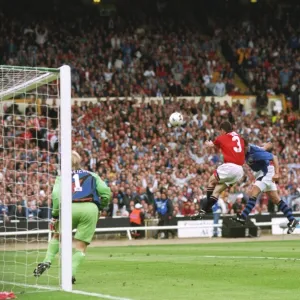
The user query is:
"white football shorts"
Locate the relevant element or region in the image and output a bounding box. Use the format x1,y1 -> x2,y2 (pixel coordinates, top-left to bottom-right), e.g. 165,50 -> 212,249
214,163 -> 244,186
254,165 -> 277,192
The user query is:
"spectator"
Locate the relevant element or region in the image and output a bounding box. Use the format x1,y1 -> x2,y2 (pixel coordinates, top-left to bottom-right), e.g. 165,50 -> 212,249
107,198 -> 120,217
256,91 -> 268,115
129,203 -> 145,239
35,25 -> 48,46
14,205 -> 27,220
213,80 -> 226,97
231,194 -> 244,214
0,200 -> 8,222
181,200 -> 192,216
154,190 -> 174,239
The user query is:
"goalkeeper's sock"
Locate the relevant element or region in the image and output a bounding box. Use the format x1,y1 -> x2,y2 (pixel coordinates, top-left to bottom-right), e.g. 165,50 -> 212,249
277,200 -> 295,222
241,197 -> 257,219
43,238 -> 59,264
72,251 -> 86,277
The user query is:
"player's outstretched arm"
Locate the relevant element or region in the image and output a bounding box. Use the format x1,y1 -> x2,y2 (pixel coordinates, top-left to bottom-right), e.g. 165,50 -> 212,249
93,173 -> 112,209
204,140 -> 214,148
272,155 -> 280,183
262,142 -> 273,152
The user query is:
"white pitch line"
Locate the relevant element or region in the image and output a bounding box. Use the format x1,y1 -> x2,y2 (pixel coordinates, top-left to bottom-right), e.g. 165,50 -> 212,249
72,289 -> 134,300
0,281 -> 59,291
0,281 -> 134,300
201,255 -> 300,261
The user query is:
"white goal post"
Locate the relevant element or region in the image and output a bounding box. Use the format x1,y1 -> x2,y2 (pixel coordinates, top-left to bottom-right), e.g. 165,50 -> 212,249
59,66 -> 72,292
0,65 -> 72,294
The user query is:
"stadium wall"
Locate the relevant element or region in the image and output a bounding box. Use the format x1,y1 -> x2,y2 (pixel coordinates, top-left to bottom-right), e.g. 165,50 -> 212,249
1,213 -> 299,241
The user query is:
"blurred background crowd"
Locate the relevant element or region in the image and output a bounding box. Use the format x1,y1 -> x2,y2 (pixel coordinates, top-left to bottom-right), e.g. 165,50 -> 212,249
0,0 -> 299,222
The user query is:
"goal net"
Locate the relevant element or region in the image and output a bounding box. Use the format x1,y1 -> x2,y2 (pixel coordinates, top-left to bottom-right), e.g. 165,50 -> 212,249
0,65 -> 72,295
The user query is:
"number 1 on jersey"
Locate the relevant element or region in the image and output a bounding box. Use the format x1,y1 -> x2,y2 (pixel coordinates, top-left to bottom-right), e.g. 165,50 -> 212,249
232,136 -> 242,153
73,174 -> 83,192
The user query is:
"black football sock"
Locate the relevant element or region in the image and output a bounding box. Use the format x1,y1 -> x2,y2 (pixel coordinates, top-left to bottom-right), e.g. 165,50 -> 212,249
206,187 -> 214,204
205,196 -> 218,213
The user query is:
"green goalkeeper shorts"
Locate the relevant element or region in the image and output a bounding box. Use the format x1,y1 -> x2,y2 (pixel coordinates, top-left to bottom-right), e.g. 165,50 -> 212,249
72,202 -> 99,244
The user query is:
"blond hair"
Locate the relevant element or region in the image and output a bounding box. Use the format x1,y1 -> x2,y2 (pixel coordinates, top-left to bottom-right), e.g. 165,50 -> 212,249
72,151 -> 82,169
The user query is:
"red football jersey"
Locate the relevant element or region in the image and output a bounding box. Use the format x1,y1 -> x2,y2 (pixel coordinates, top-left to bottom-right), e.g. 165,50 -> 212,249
213,132 -> 245,166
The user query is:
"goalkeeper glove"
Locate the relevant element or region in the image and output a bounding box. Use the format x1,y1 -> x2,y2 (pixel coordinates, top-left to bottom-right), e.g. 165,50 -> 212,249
49,217 -> 59,232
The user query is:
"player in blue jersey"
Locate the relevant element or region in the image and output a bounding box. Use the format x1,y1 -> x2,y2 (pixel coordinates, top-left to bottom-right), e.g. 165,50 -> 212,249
33,151 -> 111,283
231,142 -> 299,234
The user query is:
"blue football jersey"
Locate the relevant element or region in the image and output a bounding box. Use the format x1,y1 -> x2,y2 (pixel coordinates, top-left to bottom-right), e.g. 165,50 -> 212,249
72,170 -> 100,208
246,145 -> 273,176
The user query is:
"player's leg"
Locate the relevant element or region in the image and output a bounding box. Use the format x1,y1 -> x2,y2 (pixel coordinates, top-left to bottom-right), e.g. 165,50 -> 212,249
192,181 -> 227,219
206,174 -> 217,209
204,163 -> 243,213
232,185 -> 261,223
34,224 -> 60,277
267,190 -> 299,234
204,174 -> 224,212
43,232 -> 60,263
193,164 -> 243,220
72,203 -> 99,282
231,183 -> 262,225
72,240 -> 88,284
192,170 -> 228,220
208,182 -> 228,210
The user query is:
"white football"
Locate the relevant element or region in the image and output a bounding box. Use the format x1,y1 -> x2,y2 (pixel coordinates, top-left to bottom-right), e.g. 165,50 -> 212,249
169,112 -> 184,127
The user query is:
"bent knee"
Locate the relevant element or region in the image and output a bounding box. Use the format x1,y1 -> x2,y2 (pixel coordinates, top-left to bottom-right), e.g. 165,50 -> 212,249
212,184 -> 227,198
269,192 -> 280,204
209,174 -> 217,186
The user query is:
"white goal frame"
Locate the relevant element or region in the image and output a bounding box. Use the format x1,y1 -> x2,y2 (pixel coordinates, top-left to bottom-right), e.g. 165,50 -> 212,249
59,65 -> 72,292
0,65 -> 72,293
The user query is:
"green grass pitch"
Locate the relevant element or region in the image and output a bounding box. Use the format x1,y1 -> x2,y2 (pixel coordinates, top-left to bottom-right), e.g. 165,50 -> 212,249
1,240 -> 300,300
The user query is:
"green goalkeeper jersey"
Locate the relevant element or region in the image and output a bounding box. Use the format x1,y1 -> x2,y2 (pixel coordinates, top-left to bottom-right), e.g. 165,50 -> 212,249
51,171 -> 111,218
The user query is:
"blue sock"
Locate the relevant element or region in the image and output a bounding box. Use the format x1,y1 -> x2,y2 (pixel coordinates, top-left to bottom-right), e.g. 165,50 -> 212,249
278,200 -> 295,222
241,197 -> 257,219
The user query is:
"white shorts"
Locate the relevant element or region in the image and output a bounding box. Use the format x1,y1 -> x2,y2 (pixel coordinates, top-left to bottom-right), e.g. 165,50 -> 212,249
254,166 -> 277,192
214,163 -> 244,186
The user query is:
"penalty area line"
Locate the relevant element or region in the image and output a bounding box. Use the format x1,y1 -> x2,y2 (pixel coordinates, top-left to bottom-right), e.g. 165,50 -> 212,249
201,255 -> 300,261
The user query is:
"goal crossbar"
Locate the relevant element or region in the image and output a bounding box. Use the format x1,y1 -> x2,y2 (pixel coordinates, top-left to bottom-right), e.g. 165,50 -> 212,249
0,65 -> 59,100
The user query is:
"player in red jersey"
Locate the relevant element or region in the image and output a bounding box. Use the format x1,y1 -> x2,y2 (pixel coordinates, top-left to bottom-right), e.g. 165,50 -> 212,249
193,121 -> 245,218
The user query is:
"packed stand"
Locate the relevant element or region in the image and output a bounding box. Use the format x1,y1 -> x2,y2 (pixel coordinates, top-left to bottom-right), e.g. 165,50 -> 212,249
0,0 -> 300,223
218,1 -> 300,111
0,97 -> 299,222
0,1 -> 238,99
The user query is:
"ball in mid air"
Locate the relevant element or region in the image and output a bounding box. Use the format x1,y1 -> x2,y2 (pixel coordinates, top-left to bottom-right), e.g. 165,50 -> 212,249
169,112 -> 184,127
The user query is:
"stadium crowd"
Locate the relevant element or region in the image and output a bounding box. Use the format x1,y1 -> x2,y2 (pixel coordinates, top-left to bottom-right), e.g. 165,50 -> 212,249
219,0 -> 300,111
0,1 -> 238,99
0,0 -> 300,223
0,97 -> 299,222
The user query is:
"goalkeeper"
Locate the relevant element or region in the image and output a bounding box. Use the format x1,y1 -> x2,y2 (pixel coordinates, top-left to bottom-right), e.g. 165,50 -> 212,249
34,151 -> 111,283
